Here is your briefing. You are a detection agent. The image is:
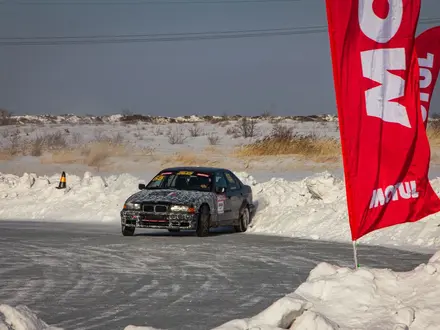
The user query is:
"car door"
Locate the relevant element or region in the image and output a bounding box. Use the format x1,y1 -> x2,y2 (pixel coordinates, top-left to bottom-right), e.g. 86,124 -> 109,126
213,172 -> 233,223
223,170 -> 243,220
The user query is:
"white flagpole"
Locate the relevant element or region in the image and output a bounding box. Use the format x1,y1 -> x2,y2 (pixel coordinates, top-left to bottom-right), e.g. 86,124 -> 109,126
352,240 -> 359,269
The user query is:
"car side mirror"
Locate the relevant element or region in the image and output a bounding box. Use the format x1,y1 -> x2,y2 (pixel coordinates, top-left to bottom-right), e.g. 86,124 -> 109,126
138,183 -> 146,190
215,186 -> 226,193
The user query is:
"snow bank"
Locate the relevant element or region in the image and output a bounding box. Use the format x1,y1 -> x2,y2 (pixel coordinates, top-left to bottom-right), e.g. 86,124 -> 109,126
0,172 -> 141,222
0,304 -> 62,330
1,170 -> 440,248
124,250 -> 440,329
247,171 -> 440,248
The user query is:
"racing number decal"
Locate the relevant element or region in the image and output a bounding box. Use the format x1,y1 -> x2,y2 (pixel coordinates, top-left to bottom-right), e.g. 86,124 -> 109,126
177,171 -> 193,175
217,201 -> 224,214
217,195 -> 226,214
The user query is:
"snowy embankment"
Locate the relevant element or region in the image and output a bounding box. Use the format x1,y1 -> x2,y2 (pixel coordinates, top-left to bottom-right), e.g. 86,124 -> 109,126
1,170 -> 440,249
197,250 -> 440,330
3,251 -> 440,330
2,170 -> 440,329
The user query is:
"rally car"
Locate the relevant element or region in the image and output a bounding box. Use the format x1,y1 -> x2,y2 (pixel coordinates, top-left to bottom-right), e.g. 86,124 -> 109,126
120,166 -> 256,237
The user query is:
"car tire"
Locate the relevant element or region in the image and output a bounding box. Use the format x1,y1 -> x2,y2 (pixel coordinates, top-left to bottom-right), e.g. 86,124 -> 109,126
196,205 -> 210,237
234,206 -> 249,233
122,226 -> 135,236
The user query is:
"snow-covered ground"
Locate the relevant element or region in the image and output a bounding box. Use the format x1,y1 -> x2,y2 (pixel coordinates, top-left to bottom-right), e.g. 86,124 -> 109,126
3,250 -> 440,330
2,114 -> 440,330
1,113 -> 439,175
0,114 -> 342,176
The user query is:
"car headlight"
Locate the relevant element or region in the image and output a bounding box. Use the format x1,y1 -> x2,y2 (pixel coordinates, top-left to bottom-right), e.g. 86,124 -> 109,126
170,205 -> 195,213
170,205 -> 189,212
124,202 -> 141,210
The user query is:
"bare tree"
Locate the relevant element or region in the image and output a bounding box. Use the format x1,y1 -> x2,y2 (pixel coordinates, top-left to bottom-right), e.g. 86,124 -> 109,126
234,117 -> 258,138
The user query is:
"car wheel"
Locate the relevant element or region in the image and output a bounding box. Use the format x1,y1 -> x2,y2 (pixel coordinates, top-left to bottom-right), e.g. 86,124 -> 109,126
234,206 -> 249,233
122,225 -> 135,236
196,205 -> 210,237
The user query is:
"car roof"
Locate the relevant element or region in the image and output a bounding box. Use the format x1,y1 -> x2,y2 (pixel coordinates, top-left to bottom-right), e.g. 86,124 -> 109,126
160,166 -> 229,174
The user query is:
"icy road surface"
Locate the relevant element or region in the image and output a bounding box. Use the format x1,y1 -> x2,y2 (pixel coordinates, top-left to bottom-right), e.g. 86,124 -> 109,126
0,221 -> 432,330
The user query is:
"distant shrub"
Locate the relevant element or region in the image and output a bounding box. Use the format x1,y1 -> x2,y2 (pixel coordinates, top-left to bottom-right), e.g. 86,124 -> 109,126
45,131 -> 67,150
153,126 -> 163,136
207,133 -> 220,145
271,123 -> 294,140
31,136 -> 45,156
167,126 -> 187,144
188,123 -> 203,137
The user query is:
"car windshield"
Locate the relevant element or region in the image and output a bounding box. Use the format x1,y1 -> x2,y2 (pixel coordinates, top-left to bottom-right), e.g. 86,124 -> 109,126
146,170 -> 213,192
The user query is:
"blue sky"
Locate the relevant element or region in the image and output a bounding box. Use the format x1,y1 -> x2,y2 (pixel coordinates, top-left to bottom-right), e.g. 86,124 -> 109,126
1,0 -> 440,116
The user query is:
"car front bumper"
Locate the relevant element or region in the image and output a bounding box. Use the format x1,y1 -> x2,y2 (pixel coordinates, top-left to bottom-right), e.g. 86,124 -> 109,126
120,210 -> 198,230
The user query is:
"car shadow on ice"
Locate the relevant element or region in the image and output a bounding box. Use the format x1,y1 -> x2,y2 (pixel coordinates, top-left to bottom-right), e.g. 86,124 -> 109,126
132,226 -> 238,238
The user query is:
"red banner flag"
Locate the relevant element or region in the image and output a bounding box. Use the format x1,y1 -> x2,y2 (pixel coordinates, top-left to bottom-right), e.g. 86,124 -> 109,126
325,0 -> 440,241
416,26 -> 440,125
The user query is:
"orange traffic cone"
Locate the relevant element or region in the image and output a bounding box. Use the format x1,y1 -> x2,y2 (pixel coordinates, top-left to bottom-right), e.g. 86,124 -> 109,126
56,171 -> 66,189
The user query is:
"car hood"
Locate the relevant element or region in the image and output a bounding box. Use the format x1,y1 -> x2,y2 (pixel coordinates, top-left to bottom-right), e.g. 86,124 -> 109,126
126,189 -> 210,205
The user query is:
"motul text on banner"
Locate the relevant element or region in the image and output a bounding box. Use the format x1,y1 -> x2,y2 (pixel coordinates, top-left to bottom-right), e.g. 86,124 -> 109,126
325,0 -> 440,241
416,26 -> 440,125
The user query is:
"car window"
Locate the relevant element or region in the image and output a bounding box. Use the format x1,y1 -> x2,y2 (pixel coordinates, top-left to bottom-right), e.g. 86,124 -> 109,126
146,171 -> 212,192
224,171 -> 239,190
214,172 -> 228,189
228,171 -> 242,187
146,172 -> 173,188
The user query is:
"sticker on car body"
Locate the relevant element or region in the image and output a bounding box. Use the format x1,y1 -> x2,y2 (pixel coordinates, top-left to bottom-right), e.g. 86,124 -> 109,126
177,171 -> 193,175
216,194 -> 226,214
153,175 -> 164,181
